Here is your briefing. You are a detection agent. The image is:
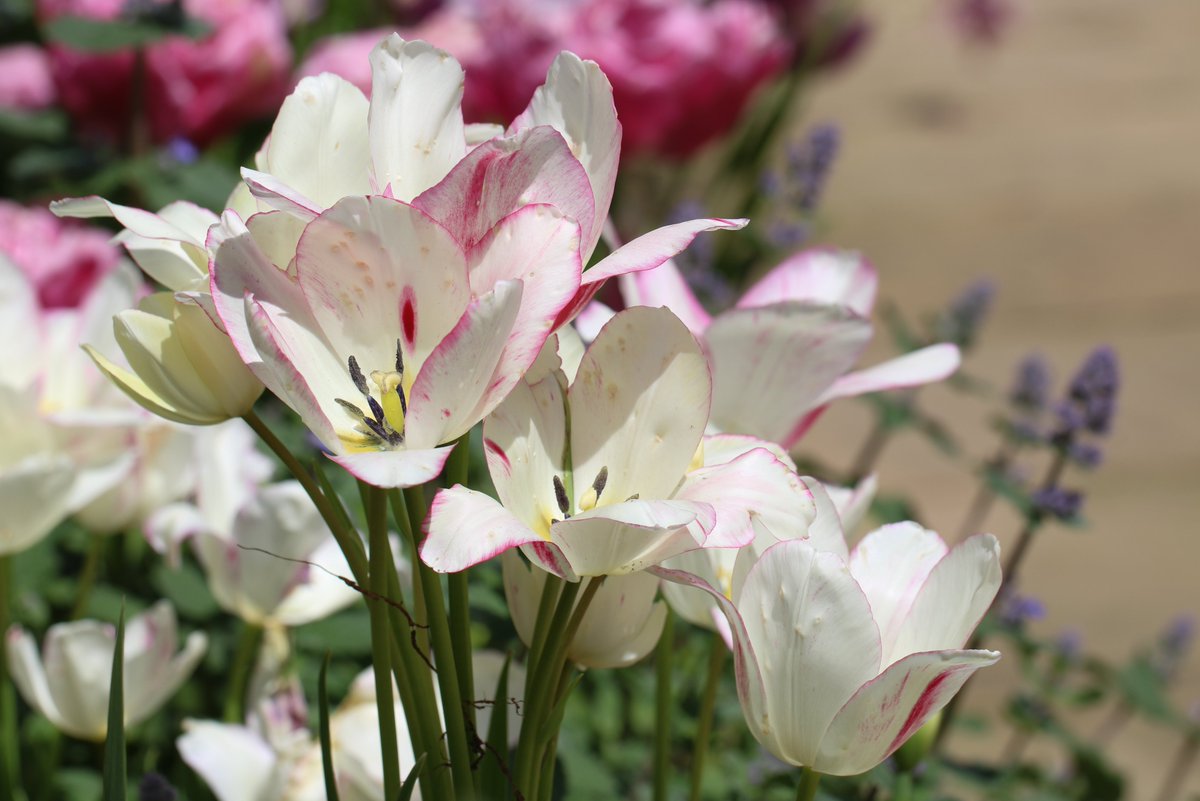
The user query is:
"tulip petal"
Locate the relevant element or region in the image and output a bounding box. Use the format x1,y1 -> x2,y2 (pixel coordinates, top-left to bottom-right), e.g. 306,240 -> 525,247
800,478 -> 852,559
734,539 -> 884,768
0,256 -> 41,388
706,303 -> 871,445
330,446 -> 454,490
368,35 -> 466,202
555,217 -> 747,328
817,649 -> 1000,776
42,620 -> 115,738
889,534 -> 1002,661
545,499 -> 715,577
619,257 -> 712,336
814,344 -> 962,407
509,51 -> 621,258
258,73 -> 371,211
240,167 -> 322,220
421,485 -> 544,572
569,307 -> 710,505
177,720 -> 279,801
6,626 -> 70,733
413,126 -> 594,253
848,523 -> 949,661
295,196 -> 471,398
406,280 -> 524,447
49,195 -> 206,248
737,249 -> 877,316
273,537 -> 361,627
481,368 -> 566,544
0,453 -> 77,555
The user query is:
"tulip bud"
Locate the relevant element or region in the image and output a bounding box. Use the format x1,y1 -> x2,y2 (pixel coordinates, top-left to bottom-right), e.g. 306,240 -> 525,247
86,292 -> 262,426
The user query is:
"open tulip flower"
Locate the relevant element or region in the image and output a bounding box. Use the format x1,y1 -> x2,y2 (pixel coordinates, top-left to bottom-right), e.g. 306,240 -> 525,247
421,306 -> 806,579
205,36 -> 741,488
620,248 -> 962,447
655,522 -> 1002,775
6,601 -> 206,741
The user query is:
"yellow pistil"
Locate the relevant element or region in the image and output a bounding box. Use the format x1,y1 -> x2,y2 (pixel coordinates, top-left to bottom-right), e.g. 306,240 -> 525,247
371,370 -> 406,434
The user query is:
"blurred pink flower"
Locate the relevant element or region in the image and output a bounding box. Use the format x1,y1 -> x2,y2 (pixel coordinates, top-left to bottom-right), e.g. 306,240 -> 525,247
40,0 -> 293,146
948,0 -> 1015,46
296,0 -> 789,157
0,45 -> 57,111
0,201 -> 121,309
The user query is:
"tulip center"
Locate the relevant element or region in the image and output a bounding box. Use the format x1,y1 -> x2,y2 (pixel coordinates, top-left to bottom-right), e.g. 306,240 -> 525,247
335,340 -> 409,450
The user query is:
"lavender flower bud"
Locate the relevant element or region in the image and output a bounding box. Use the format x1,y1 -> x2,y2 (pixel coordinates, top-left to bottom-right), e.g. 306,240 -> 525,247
1031,486 -> 1083,520
1056,628 -> 1083,661
138,773 -> 178,801
1068,441 -> 1104,468
935,278 -> 995,348
1010,354 -> 1052,412
793,123 -> 840,212
1000,593 -> 1046,628
1068,346 -> 1119,435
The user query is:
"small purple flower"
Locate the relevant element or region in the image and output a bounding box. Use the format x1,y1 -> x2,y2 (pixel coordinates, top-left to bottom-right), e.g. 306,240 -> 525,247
138,773 -> 178,801
790,123 -> 841,213
1031,486 -> 1083,520
1068,346 -> 1119,435
935,278 -> 995,349
164,137 -> 199,165
1001,593 -> 1046,628
1010,354 -> 1052,413
1056,628 -> 1083,661
1068,441 -> 1104,469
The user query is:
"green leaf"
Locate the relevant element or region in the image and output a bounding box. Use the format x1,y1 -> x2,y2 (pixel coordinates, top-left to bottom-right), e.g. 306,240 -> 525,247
151,562 -> 218,620
42,16 -> 209,53
295,610 -> 372,656
318,652 -> 341,801
102,602 -> 125,801
398,754 -> 426,801
479,654 -> 512,800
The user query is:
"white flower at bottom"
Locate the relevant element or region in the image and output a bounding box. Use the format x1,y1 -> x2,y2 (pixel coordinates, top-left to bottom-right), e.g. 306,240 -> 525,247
6,601 -> 206,741
656,523 -> 1002,775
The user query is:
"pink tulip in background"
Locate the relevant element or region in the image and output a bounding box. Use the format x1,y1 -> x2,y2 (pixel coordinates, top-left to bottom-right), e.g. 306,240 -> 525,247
0,200 -> 121,309
298,0 -> 791,158
0,45 -> 57,110
38,0 -> 293,146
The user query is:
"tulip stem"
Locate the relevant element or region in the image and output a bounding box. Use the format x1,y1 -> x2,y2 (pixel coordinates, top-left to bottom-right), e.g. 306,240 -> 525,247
403,486 -> 477,801
795,768 -> 821,801
654,609 -> 677,801
222,621 -> 262,723
364,484 -> 404,801
689,634 -> 728,801
69,537 -> 106,620
446,434 -> 477,741
0,554 -> 21,800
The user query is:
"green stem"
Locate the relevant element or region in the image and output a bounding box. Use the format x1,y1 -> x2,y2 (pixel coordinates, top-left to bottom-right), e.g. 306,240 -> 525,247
364,484 -> 403,801
689,635 -> 728,801
69,536 -> 106,620
242,410 -> 368,582
222,621 -> 263,722
654,609 -> 676,801
404,486 -> 477,800
0,555 -> 20,801
447,435 -> 476,739
795,768 -> 821,801
894,771 -> 914,801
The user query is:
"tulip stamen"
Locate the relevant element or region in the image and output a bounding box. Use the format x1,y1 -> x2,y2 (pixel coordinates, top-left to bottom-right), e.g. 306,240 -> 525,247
336,343 -> 409,448
553,475 -> 571,519
578,466 -> 608,512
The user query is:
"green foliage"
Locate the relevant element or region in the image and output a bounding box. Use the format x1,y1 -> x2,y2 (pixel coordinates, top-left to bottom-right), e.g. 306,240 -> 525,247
102,604 -> 126,801
42,16 -> 209,54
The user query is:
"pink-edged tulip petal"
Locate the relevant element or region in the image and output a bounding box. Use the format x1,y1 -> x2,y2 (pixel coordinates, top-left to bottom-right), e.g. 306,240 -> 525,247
674,446 -> 812,549
331,445 -> 454,490
257,73 -> 370,211
732,539 -> 884,768
543,498 -> 715,577
466,205 -> 583,409
706,303 -> 871,444
817,649 -> 1000,776
889,533 -> 1002,661
405,280 -> 523,448
368,35 -> 466,202
573,300 -> 614,344
294,195 -> 470,388
556,217 -> 747,328
0,257 -> 42,388
421,485 -> 546,572
824,474 -> 878,535
412,126 -> 594,253
569,306 -> 710,505
800,478 -> 851,559
814,343 -> 962,407
848,523 -> 949,660
509,51 -> 621,258
737,249 -> 877,316
49,195 -> 206,250
481,369 -> 566,542
177,721 -> 279,801
240,167 -> 321,221
619,257 -> 712,336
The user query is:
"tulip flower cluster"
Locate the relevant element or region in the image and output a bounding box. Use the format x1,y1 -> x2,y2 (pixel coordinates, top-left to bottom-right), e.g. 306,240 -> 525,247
4,35 -> 1011,801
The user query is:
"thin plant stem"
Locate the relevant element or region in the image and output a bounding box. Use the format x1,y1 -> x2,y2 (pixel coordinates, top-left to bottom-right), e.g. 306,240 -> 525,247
956,441 -> 1015,543
1092,700 -> 1133,748
404,486 -> 477,800
795,767 -> 821,801
689,636 -> 728,801
654,609 -> 677,801
1154,730 -> 1199,801
242,410 -> 368,581
365,483 -> 403,801
69,536 -> 106,620
447,434 -> 476,737
0,555 -> 20,801
893,771 -> 914,801
847,390 -> 917,483
222,621 -> 263,722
